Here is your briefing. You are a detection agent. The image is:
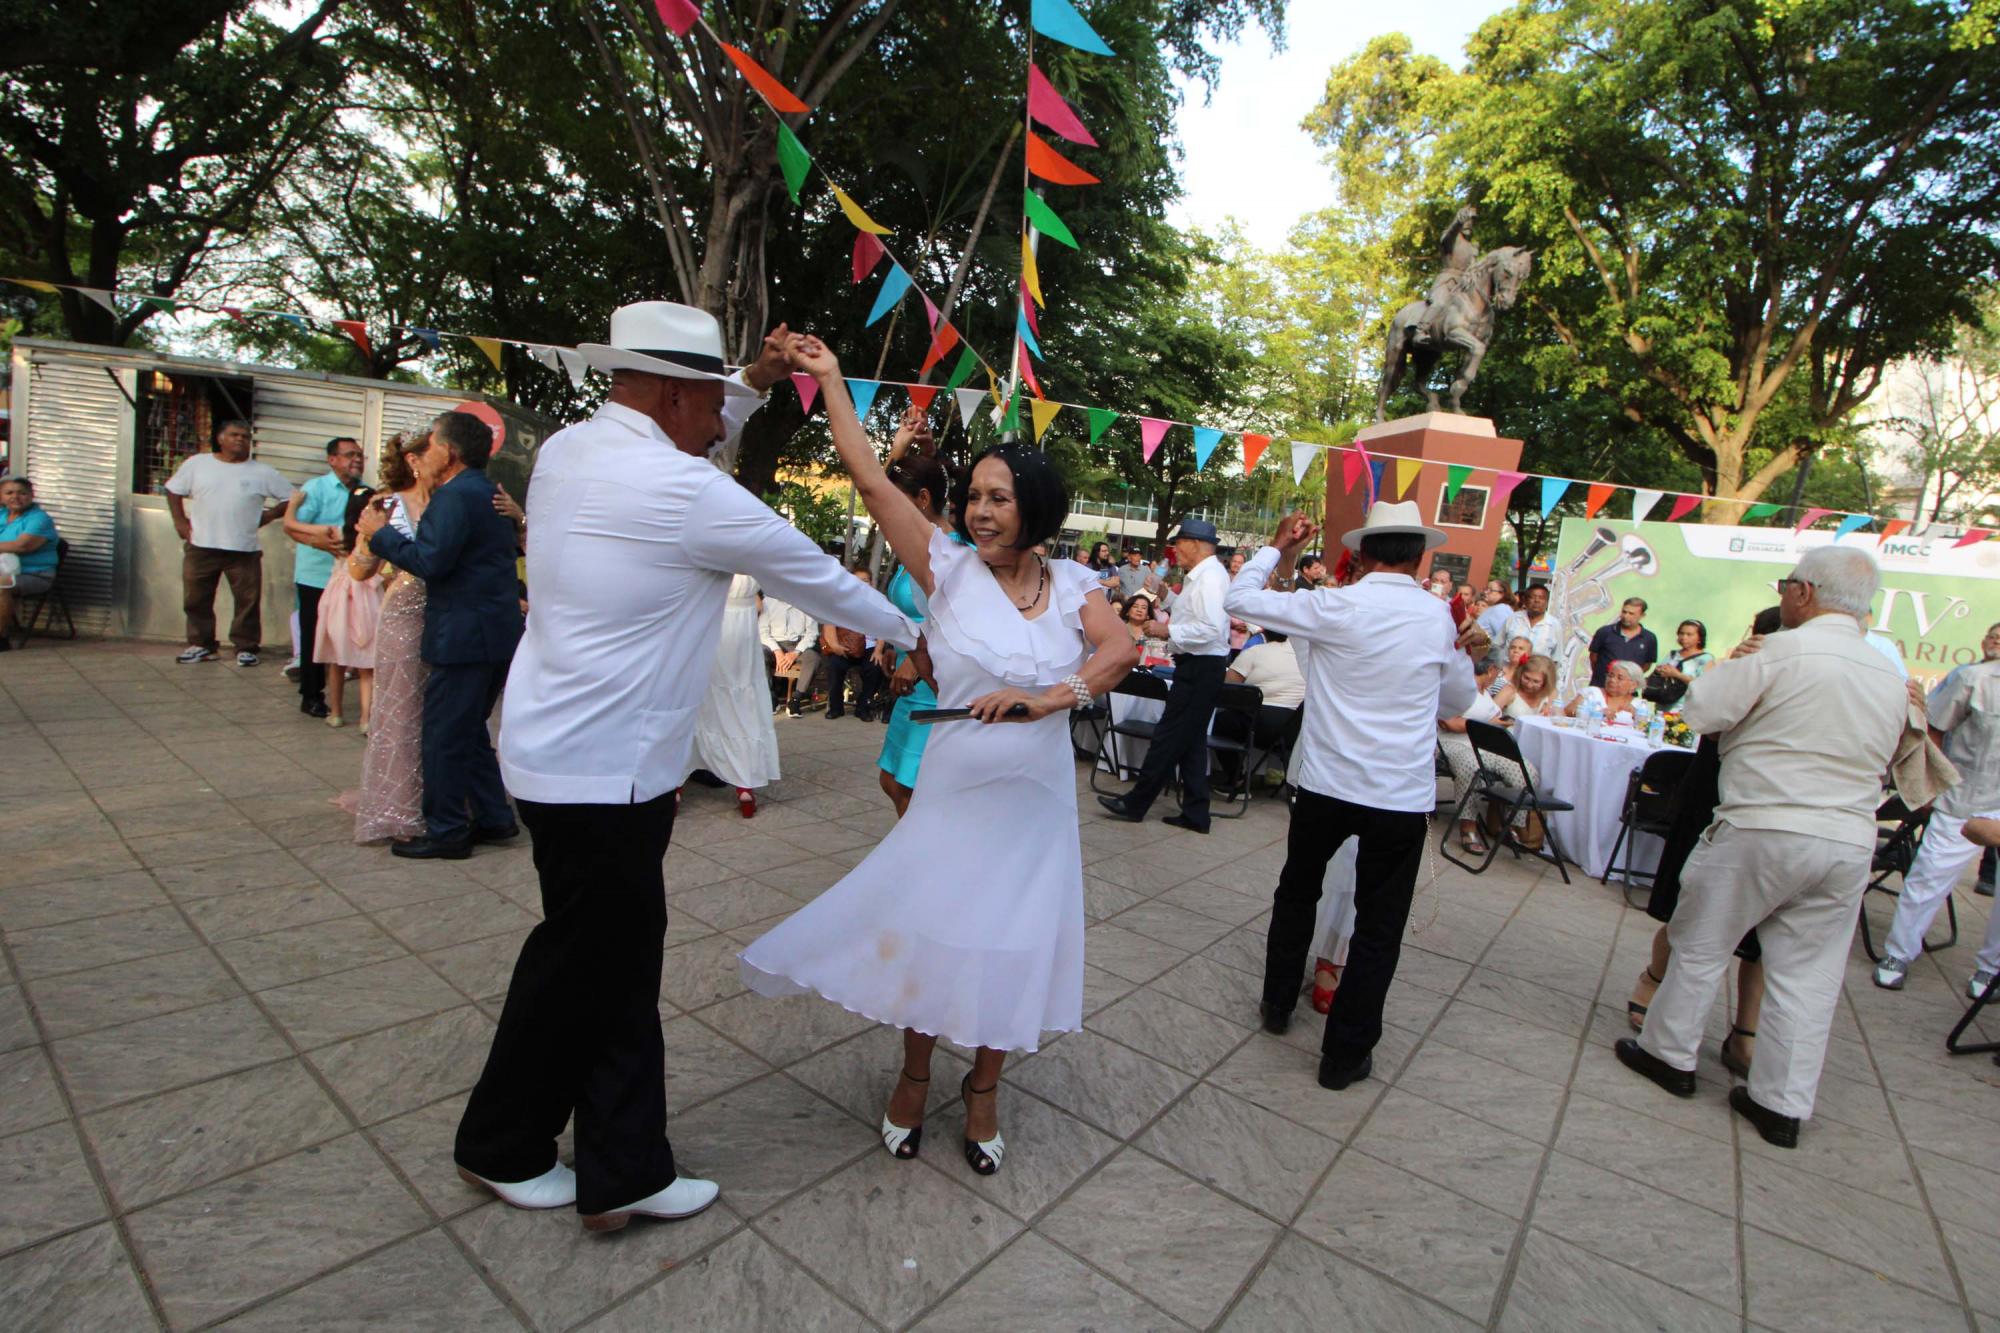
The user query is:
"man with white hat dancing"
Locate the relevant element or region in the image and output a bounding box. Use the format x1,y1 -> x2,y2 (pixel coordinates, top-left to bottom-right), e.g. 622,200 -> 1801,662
452,303 -> 917,1231
1224,502 -> 1488,1089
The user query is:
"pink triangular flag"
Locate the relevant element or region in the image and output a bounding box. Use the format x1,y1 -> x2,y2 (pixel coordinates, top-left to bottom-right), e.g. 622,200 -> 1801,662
1138,417 -> 1171,462
852,232 -> 885,284
1954,528 -> 1992,549
1667,494 -> 1703,521
1341,450 -> 1365,494
922,291 -> 941,334
1028,64 -> 1098,147
1490,471 -> 1526,511
1021,287 -> 1040,336
1792,506 -> 1832,533
1017,343 -> 1044,399
791,372 -> 819,414
653,0 -> 701,35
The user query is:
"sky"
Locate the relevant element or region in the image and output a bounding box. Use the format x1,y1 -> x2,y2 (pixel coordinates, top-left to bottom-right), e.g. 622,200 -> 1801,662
1168,0 -> 1508,250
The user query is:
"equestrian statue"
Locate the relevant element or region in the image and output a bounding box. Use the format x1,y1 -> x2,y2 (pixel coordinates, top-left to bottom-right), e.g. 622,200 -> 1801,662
1376,205 -> 1533,421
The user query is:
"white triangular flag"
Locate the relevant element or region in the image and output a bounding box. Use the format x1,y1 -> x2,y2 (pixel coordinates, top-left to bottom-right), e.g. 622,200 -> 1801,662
1631,488 -> 1663,523
1290,442 -> 1323,486
556,348 -> 588,388
77,287 -> 118,314
528,344 -> 562,372
955,387 -> 986,430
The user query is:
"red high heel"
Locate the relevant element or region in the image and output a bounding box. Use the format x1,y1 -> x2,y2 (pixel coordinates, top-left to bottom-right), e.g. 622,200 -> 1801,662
736,787 -> 757,818
1311,962 -> 1340,1015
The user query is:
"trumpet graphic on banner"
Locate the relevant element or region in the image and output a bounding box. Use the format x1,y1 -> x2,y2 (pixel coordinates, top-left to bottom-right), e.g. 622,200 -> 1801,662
1546,529 -> 1658,696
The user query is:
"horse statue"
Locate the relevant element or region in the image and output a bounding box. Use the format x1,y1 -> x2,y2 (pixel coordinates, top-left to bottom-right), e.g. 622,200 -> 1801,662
1375,241 -> 1533,421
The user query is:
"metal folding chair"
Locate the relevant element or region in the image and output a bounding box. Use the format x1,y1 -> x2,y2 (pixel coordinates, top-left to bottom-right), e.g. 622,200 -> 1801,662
1201,682 -> 1264,819
1089,669 -> 1171,794
9,538 -> 76,647
1602,748 -> 1697,905
1439,718 -> 1576,884
1946,971 -> 2000,1060
1858,797 -> 1949,964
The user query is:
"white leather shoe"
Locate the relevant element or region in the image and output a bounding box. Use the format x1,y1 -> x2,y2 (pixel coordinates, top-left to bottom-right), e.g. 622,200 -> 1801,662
456,1162 -> 576,1210
581,1176 -> 720,1233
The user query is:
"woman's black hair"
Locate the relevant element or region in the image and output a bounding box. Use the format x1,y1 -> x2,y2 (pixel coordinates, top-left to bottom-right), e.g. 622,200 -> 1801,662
1678,618 -> 1707,650
1123,592 -> 1155,620
885,452 -> 952,519
951,443 -> 1068,550
341,486 -> 378,551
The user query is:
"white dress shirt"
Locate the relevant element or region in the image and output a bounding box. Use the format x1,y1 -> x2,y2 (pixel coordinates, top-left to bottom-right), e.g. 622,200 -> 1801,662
500,400 -> 917,804
1167,552 -> 1230,657
758,596 -> 816,649
1681,613 -> 1905,848
1228,640 -> 1306,710
1226,546 -> 1477,812
1501,609 -> 1563,659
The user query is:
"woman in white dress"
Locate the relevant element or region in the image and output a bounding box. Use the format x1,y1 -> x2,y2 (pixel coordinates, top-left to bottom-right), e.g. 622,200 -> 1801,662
740,335 -> 1136,1175
683,573 -> 781,816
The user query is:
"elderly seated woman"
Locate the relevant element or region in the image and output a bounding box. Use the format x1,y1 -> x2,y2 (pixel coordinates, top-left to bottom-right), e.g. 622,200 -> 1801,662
1566,658 -> 1644,722
1116,593 -> 1173,667
0,476 -> 59,650
1439,656 -> 1542,854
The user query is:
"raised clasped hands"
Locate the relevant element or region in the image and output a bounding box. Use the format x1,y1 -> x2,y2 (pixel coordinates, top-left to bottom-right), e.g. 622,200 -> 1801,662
890,403 -> 935,459
966,686 -> 1056,724
1271,512 -> 1319,554
744,323 -> 792,393
785,332 -> 840,383
354,499 -> 389,540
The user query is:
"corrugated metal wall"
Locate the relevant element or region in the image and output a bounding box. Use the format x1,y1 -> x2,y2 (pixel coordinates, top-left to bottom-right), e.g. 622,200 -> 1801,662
17,351 -> 123,632
251,377 -> 368,487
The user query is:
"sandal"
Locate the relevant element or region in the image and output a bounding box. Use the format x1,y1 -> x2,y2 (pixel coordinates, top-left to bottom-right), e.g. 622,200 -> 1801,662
1719,1026 -> 1755,1079
879,1070 -> 928,1160
960,1074 -> 1005,1176
1628,966 -> 1663,1032
1459,828 -> 1489,855
736,787 -> 757,819
1311,962 -> 1340,1015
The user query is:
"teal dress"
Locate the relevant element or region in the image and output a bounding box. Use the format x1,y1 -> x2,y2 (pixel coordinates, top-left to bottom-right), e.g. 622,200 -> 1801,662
877,563 -> 938,788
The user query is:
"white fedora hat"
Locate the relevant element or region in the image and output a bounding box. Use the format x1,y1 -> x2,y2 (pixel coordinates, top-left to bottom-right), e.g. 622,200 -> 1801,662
1341,499 -> 1448,552
577,301 -> 757,396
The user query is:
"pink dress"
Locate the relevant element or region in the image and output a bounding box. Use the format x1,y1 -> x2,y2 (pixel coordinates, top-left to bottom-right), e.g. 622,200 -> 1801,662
315,561 -> 384,669
351,495 -> 426,843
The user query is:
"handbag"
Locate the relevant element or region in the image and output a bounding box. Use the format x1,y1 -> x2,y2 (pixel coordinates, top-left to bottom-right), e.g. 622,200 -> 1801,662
1641,673 -> 1685,707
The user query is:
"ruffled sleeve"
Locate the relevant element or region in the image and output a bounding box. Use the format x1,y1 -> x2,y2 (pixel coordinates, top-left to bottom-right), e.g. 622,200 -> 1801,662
926,530 -> 1088,686
1052,558 -> 1102,634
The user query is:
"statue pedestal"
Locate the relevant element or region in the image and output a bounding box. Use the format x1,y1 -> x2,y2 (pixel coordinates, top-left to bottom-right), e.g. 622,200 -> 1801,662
1323,414 -> 1524,587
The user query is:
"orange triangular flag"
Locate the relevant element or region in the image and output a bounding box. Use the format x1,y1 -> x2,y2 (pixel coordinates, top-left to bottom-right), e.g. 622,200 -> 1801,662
831,185 -> 890,235
1025,131 -> 1100,186
920,322 -> 961,374
1585,482 -> 1616,518
1021,233 -> 1043,308
906,384 -> 940,412
470,336 -> 504,371
719,42 -> 810,115
1241,433 -> 1271,475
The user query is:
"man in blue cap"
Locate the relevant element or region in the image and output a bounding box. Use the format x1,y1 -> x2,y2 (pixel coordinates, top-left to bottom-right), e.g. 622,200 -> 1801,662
1099,517 -> 1232,832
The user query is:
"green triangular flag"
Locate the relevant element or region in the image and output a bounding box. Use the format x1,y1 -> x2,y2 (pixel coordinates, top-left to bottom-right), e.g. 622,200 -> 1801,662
1022,190 -> 1079,249
141,295 -> 180,313
1000,388 -> 1023,434
1087,407 -> 1118,443
944,347 -> 979,392
1745,502 -> 1781,520
1444,463 -> 1473,502
775,123 -> 812,204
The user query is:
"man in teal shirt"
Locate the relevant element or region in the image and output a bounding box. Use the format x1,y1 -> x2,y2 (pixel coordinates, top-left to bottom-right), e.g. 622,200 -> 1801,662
283,438 -> 364,715
0,476 -> 59,650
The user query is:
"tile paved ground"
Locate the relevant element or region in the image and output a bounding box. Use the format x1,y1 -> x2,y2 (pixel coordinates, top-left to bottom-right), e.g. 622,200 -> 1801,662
2,640 -> 1998,1331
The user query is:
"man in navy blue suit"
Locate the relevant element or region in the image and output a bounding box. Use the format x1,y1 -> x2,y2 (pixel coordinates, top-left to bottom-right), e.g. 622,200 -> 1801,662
357,411 -> 524,859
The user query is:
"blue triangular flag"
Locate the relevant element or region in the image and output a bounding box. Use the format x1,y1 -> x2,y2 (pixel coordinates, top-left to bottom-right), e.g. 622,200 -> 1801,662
865,265 -> 913,326
1367,458 -> 1386,503
848,378 -> 882,419
274,313 -> 308,330
1833,514 -> 1872,541
1539,477 -> 1571,518
1031,0 -> 1114,56
1192,426 -> 1222,470
1017,309 -> 1042,360
410,327 -> 441,352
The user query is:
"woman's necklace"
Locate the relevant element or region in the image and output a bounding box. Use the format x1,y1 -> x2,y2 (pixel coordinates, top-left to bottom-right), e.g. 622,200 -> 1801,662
1002,555 -> 1047,610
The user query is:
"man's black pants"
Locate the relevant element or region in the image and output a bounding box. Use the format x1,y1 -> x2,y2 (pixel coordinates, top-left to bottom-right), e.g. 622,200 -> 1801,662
421,660 -> 512,841
822,652 -> 883,716
1123,653 -> 1228,826
455,791 -> 679,1214
1262,789 -> 1428,1069
296,583 -> 325,704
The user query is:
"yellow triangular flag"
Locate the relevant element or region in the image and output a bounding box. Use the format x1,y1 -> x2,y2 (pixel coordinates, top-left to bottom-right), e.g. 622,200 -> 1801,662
1030,399 -> 1063,440
831,185 -> 891,236
470,336 -> 504,372
1021,233 -> 1043,308
1395,456 -> 1423,499
987,370 -> 1002,407
7,277 -> 60,294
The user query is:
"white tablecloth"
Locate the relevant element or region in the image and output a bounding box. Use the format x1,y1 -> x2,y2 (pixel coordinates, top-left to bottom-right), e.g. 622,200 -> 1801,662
1511,716 -> 1671,880
1098,684 -> 1220,779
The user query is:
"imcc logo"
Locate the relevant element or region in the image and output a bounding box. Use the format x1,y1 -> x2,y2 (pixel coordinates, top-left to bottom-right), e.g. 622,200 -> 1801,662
1728,538 -> 1745,553
1881,540 -> 1934,558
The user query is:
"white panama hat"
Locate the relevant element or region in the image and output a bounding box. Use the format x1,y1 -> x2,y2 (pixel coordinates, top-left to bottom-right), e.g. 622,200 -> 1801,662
577,301 -> 758,397
1340,499 -> 1449,552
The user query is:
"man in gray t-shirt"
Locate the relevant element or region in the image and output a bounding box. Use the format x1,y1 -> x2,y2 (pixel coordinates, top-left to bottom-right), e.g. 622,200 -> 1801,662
1116,548 -> 1149,599
164,420 -> 293,666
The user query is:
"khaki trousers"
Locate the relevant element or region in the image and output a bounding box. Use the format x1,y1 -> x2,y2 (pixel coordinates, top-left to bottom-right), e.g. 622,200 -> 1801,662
183,546 -> 263,653
1639,821 -> 1869,1119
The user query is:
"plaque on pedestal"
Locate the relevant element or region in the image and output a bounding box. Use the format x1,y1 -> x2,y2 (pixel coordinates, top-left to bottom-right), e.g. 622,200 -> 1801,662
1323,414 -> 1523,587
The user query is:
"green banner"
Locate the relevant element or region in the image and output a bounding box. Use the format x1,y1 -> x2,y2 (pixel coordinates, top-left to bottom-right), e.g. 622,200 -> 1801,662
1549,519 -> 2000,691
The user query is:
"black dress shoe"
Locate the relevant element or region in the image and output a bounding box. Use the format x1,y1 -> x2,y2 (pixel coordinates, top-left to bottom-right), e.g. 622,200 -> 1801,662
1729,1087 -> 1799,1148
301,697 -> 330,718
1259,1002 -> 1291,1035
1096,794 -> 1144,822
471,823 -> 520,845
1162,813 -> 1210,835
825,707 -> 844,719
1318,1053 -> 1372,1090
391,835 -> 473,860
1614,1037 -> 1697,1098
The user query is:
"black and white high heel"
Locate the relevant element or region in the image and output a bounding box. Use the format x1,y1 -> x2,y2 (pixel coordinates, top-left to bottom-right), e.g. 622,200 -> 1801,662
880,1070 -> 928,1160
960,1073 -> 1005,1176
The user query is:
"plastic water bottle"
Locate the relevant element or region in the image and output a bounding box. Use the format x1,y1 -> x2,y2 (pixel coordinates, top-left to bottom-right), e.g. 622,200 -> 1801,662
1583,697 -> 1603,738
1647,715 -> 1666,747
